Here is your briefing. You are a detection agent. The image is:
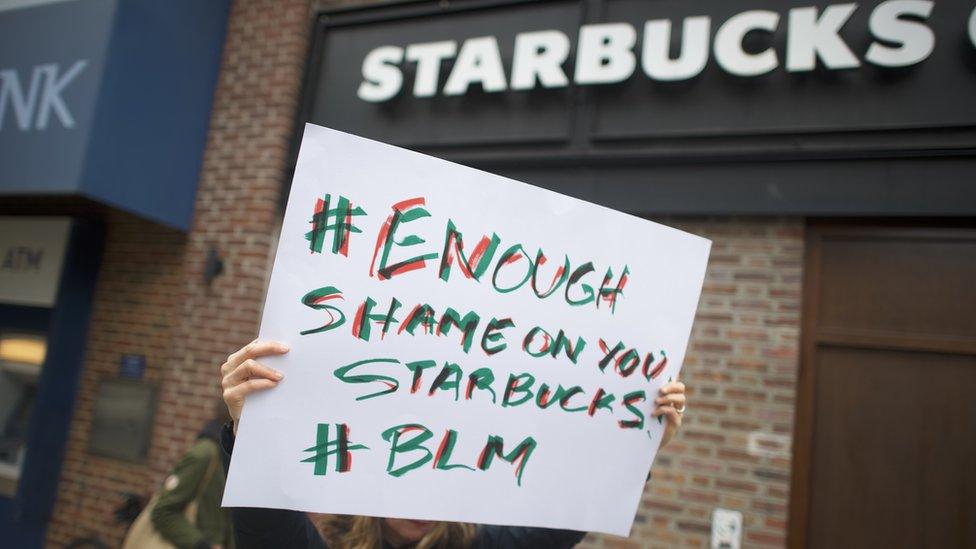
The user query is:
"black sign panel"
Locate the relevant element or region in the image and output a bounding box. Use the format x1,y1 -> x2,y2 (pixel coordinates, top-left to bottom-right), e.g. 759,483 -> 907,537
314,0 -> 580,147
302,0 -> 976,215
593,0 -> 976,139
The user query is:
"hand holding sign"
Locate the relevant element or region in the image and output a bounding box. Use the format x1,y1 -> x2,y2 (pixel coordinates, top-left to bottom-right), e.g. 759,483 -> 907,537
222,125 -> 710,536
218,340 -> 686,443
219,340 -> 289,434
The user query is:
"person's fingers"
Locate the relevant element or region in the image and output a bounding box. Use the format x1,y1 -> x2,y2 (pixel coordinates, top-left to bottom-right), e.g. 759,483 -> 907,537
654,393 -> 686,407
222,358 -> 283,389
220,340 -> 289,376
652,406 -> 682,428
223,378 -> 279,414
671,408 -> 682,428
659,381 -> 686,395
220,339 -> 256,377
219,341 -> 289,426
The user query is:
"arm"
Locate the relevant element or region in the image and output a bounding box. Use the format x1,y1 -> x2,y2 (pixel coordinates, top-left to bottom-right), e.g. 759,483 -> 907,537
653,379 -> 686,448
218,348 -> 327,549
151,441 -> 214,549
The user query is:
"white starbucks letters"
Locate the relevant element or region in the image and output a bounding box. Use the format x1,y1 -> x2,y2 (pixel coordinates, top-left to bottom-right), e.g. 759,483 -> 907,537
406,41 -> 458,97
640,17 -> 711,82
574,23 -> 638,85
971,5 -> 976,49
443,36 -> 508,95
357,46 -> 404,102
865,0 -> 936,67
785,4 -> 860,72
510,30 -> 571,90
356,0 -> 949,102
713,10 -> 780,77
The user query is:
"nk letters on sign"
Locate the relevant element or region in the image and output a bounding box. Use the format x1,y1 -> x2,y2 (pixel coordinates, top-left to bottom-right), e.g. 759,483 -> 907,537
222,124 -> 711,536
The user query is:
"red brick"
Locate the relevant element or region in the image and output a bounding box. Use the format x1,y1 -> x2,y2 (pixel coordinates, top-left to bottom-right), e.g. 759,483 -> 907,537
746,530 -> 786,545
45,1 -> 312,546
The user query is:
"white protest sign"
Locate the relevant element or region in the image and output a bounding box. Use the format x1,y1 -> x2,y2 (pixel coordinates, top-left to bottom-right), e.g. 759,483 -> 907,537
223,124 -> 711,536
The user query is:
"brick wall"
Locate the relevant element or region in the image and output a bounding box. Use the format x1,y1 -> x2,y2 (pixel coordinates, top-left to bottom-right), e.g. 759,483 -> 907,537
147,0 -> 310,475
45,0 -> 312,546
578,218 -> 804,548
45,212 -> 186,546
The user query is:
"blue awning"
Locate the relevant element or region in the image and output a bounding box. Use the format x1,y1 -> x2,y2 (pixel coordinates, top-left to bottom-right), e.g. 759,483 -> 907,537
0,0 -> 230,231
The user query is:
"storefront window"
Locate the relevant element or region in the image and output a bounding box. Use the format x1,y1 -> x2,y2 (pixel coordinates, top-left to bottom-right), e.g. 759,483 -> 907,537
0,332 -> 46,496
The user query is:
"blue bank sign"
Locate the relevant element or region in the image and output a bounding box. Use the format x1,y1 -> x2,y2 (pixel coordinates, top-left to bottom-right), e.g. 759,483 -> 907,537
0,0 -> 230,231
0,60 -> 89,131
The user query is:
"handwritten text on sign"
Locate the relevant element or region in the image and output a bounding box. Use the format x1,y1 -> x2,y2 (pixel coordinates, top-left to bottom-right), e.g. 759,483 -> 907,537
223,125 -> 711,536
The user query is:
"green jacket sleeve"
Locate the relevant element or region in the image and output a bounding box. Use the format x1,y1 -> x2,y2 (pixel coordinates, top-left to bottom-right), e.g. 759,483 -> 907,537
151,440 -> 215,549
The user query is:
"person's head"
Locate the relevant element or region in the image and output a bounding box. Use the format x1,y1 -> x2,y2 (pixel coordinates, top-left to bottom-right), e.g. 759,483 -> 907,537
312,514 -> 474,548
382,518 -> 439,546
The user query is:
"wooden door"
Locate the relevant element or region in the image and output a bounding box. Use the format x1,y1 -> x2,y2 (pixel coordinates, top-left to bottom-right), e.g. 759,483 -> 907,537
789,225 -> 976,548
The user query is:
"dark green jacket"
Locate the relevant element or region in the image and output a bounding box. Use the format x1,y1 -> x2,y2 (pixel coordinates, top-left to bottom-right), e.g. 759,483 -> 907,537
152,426 -> 235,549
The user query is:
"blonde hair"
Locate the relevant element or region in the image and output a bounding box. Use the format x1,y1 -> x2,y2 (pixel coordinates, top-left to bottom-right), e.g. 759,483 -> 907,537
311,514 -> 476,549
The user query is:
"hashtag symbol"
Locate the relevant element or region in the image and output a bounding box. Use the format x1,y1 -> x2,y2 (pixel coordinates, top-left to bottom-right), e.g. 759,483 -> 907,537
305,194 -> 367,256
301,423 -> 368,475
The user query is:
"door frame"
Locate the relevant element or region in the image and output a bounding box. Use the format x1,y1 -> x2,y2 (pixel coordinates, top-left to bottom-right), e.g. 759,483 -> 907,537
787,221 -> 976,548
